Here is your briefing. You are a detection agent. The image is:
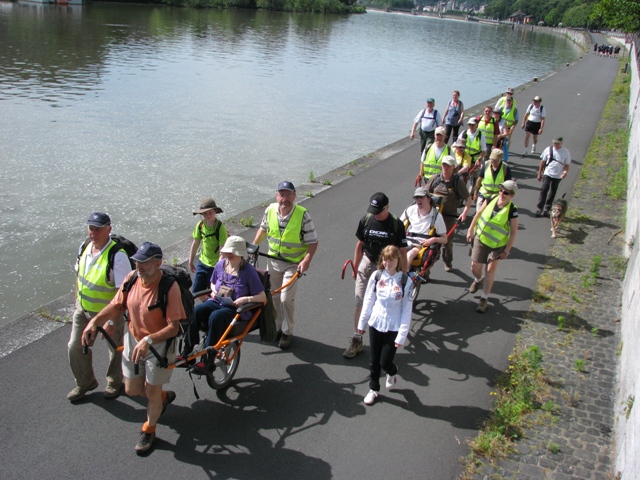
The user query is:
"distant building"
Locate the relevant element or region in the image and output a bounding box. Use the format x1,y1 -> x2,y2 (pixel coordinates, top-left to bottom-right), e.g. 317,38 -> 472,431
508,10 -> 527,24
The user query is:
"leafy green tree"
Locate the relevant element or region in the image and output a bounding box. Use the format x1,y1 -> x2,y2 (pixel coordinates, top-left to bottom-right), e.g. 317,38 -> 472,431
592,0 -> 640,32
545,7 -> 562,26
562,4 -> 595,27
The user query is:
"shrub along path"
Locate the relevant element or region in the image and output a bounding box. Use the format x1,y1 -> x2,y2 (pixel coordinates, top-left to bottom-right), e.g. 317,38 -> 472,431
466,56 -> 630,480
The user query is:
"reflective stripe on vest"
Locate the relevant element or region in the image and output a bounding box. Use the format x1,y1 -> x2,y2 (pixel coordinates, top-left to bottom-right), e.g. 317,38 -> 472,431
502,107 -> 517,128
77,240 -> 120,313
479,163 -> 506,199
422,144 -> 450,177
478,117 -> 495,145
476,197 -> 513,248
465,131 -> 482,157
266,204 -> 309,263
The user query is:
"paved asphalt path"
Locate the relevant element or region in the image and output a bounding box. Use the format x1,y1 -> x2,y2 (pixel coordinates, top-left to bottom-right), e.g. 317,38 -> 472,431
0,39 -> 618,479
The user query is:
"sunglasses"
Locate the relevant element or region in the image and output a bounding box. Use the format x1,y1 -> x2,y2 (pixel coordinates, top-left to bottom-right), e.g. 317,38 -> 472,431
499,189 -> 514,196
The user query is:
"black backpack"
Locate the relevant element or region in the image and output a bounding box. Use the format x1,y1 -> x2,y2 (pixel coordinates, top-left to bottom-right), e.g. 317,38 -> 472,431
198,219 -> 223,253
373,270 -> 409,298
77,234 -> 138,281
122,264 -> 194,330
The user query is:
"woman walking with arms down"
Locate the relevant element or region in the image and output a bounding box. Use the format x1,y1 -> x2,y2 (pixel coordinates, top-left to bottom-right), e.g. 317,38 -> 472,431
357,245 -> 413,405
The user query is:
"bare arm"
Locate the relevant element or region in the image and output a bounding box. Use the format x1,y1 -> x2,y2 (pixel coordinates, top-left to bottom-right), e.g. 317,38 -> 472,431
252,228 -> 267,245
352,240 -> 364,279
498,217 -> 518,260
188,238 -> 201,273
298,241 -> 318,274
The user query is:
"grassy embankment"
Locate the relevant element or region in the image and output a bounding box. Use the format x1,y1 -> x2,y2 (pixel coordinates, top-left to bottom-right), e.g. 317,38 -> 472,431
461,57 -> 630,477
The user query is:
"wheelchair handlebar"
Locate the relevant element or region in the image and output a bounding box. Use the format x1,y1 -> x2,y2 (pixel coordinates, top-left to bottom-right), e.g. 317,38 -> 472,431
341,259 -> 356,280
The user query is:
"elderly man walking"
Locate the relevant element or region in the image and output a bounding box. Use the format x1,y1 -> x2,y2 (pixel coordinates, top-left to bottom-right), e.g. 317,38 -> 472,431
253,181 -> 318,350
536,137 -> 571,217
68,212 -> 131,402
410,97 -> 442,155
83,242 -> 185,453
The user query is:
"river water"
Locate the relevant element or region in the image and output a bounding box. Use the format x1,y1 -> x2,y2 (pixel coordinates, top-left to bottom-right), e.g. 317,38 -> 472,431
0,3 -> 582,325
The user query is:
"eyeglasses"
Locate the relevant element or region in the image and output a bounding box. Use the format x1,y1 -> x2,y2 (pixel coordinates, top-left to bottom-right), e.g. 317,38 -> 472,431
499,189 -> 514,196
413,195 -> 426,199
278,191 -> 295,198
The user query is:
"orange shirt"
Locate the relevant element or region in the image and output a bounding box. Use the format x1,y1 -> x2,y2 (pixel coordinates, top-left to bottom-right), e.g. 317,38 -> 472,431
112,272 -> 185,341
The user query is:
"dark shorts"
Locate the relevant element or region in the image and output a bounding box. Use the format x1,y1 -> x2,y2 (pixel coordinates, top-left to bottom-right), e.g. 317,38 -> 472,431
525,121 -> 542,134
471,236 -> 506,264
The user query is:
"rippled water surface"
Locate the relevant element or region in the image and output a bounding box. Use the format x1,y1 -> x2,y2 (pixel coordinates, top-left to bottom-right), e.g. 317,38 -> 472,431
0,3 -> 582,325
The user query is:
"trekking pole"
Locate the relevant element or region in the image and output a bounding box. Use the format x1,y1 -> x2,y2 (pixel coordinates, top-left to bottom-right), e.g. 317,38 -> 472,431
341,259 -> 356,280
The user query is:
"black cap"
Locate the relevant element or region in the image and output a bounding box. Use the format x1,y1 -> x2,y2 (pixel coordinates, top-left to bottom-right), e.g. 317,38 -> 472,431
277,181 -> 296,192
367,192 -> 389,214
86,212 -> 111,227
130,242 -> 163,263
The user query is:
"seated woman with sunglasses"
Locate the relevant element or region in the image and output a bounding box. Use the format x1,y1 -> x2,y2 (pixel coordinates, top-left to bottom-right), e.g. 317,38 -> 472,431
183,236 -> 266,373
466,180 -> 519,314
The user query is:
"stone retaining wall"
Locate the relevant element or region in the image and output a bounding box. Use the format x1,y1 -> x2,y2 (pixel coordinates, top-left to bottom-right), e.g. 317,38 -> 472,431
614,40 -> 640,480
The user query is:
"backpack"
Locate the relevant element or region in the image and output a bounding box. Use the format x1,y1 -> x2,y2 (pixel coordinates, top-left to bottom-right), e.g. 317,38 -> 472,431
198,219 -> 222,253
419,109 -> 439,129
122,264 -> 194,331
77,234 -> 138,281
373,270 -> 409,298
255,268 -> 278,342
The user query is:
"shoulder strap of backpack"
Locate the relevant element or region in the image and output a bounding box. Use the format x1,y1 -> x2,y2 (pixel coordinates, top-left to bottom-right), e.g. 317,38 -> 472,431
148,274 -> 176,318
199,219 -> 222,251
121,271 -> 139,310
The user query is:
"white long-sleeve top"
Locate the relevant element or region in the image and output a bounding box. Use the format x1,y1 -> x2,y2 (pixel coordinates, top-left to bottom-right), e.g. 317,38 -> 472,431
357,269 -> 413,346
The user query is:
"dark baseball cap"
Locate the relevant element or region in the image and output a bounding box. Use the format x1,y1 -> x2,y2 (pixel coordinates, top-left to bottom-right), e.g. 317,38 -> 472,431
367,192 -> 389,214
86,212 -> 111,227
130,242 -> 163,263
277,181 -> 296,192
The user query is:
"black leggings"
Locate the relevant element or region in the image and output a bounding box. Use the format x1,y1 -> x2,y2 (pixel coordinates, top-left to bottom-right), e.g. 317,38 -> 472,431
368,326 -> 399,391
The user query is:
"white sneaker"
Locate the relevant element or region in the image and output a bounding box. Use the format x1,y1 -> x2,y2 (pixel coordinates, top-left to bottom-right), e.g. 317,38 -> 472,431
531,144 -> 536,154
522,148 -> 528,157
386,374 -> 397,390
364,389 -> 378,405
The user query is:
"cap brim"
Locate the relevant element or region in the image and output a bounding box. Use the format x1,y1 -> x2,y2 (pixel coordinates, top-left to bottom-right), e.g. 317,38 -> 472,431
367,206 -> 383,214
130,254 -> 160,263
193,207 -> 223,215
86,221 -> 109,227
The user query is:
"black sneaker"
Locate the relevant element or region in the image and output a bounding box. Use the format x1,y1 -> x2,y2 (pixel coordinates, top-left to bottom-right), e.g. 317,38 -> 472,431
275,330 -> 283,342
535,209 -> 543,217
278,334 -> 292,350
542,211 -> 550,218
135,431 -> 156,454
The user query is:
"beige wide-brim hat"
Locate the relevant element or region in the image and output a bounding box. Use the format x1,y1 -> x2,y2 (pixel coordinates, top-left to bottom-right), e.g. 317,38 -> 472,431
220,236 -> 248,258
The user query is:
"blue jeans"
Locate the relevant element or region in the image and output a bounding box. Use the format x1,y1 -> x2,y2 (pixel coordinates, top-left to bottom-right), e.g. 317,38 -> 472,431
192,260 -> 213,295
187,300 -> 236,353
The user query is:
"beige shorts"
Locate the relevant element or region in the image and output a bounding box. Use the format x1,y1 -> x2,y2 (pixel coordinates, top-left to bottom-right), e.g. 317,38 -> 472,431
355,256 -> 377,307
123,329 -> 175,386
471,236 -> 506,264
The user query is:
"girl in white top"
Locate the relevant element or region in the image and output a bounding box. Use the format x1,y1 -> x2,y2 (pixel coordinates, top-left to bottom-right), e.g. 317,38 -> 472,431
357,245 -> 413,405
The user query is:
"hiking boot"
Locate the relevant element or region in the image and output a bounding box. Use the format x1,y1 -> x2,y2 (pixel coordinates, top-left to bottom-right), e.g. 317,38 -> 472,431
278,334 -> 292,350
386,374 -> 397,390
67,380 -> 99,402
535,209 -> 543,217
161,391 -> 176,417
476,298 -> 489,313
135,431 -> 156,454
469,279 -> 483,294
103,384 -> 122,400
343,336 -> 363,358
364,390 -> 378,405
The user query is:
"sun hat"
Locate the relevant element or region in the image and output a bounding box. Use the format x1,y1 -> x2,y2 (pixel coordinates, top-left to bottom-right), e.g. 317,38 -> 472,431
500,180 -> 518,195
220,236 -> 248,258
193,198 -> 223,215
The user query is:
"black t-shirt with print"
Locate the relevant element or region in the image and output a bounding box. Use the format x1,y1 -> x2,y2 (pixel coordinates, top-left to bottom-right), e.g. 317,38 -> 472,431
356,213 -> 408,262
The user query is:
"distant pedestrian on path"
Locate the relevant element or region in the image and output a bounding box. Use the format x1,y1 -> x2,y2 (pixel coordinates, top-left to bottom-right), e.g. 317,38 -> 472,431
522,96 -> 546,156
466,180 -> 519,313
357,245 -> 412,405
442,90 -> 464,144
410,98 -> 442,155
344,193 -> 407,359
188,198 -> 228,298
536,137 -> 571,217
68,212 -> 131,403
494,87 -> 518,111
418,126 -> 451,185
475,149 -> 512,209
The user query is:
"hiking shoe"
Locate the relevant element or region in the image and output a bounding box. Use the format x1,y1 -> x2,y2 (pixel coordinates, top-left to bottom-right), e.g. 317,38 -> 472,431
135,431 -> 156,454
386,374 -> 397,390
275,330 -> 283,342
364,390 -> 378,405
161,391 -> 176,417
103,384 -> 122,400
522,148 -> 528,157
278,334 -> 292,350
469,279 -> 483,294
444,263 -> 453,272
343,336 -> 363,358
476,298 -> 489,313
531,144 -> 536,154
535,209 -> 543,217
542,210 -> 550,218
67,380 -> 99,402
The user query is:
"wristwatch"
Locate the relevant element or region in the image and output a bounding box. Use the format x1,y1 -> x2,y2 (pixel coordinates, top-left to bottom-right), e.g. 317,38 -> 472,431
144,336 -> 153,346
